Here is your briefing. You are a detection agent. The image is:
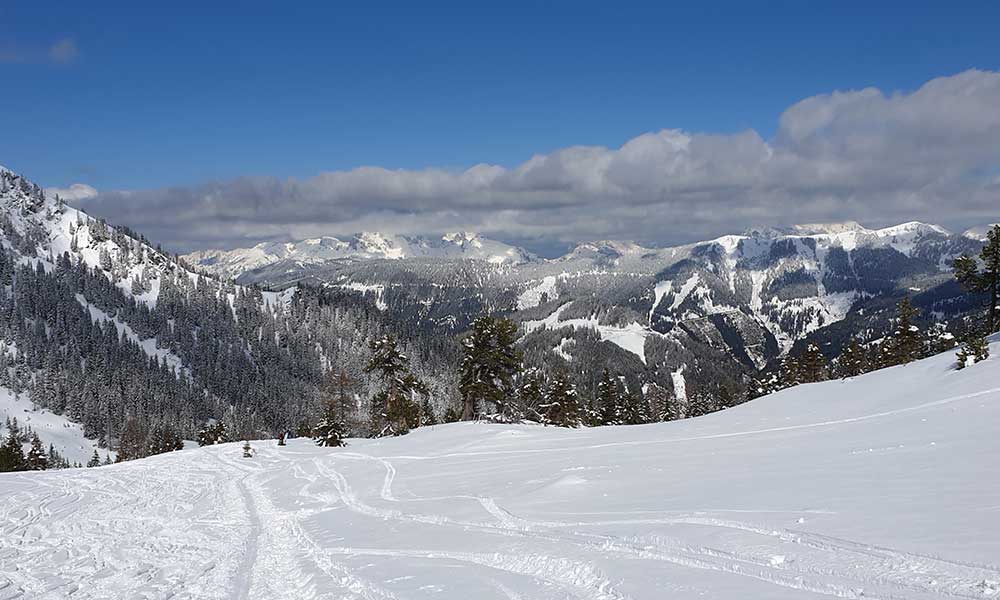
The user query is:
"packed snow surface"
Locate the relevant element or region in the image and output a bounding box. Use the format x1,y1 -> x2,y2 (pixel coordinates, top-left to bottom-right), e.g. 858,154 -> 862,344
2,342 -> 1000,599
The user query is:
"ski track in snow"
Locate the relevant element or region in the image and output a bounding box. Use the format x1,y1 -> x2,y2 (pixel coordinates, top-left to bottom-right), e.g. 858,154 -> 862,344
2,346 -> 999,599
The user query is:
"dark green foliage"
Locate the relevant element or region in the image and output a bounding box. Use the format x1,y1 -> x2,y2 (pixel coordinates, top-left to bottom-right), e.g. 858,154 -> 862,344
458,316 -> 522,422
442,406 -> 462,423
0,426 -> 25,472
617,391 -> 651,425
956,324 -> 990,369
798,344 -> 829,383
538,372 -> 580,427
313,397 -> 347,447
87,449 -> 101,468
365,336 -> 427,437
880,296 -> 922,367
778,353 -> 802,388
953,224 -> 1000,334
197,422 -> 227,447
836,340 -> 869,378
517,370 -> 545,421
26,433 -> 47,470
596,369 -> 622,425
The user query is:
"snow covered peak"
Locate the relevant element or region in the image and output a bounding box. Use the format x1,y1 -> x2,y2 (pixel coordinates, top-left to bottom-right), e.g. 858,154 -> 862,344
441,231 -> 483,247
871,221 -> 950,238
791,221 -> 866,235
563,240 -> 650,261
352,231 -> 405,259
962,223 -> 1000,242
184,231 -> 537,279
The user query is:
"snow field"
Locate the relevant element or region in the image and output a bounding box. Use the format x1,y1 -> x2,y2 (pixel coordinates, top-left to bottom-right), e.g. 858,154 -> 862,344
1,340 -> 999,599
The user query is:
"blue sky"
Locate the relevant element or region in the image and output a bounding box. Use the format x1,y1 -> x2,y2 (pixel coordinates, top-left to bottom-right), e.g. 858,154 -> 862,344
3,2 -> 1000,254
3,1 -> 999,190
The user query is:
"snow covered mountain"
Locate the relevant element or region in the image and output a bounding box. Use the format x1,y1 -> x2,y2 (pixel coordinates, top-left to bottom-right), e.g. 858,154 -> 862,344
195,217 -> 986,405
3,336 -> 998,599
0,166 -> 460,458
184,231 -> 538,279
962,223 -> 1000,242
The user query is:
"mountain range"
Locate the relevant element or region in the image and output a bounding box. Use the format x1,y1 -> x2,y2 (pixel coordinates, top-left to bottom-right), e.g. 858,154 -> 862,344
184,218 -> 990,395
0,163 -> 995,461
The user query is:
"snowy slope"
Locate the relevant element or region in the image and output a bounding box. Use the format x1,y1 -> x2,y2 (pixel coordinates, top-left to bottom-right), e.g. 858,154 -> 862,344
0,387 -> 112,466
2,341 -> 999,599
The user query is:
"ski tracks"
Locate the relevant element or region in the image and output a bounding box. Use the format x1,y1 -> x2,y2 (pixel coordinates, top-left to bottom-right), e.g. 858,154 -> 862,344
300,450 -> 999,600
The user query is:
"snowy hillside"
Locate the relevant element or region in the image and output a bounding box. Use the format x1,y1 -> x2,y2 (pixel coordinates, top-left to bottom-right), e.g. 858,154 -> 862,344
3,340 -> 998,599
184,231 -> 538,279
0,387 -> 111,466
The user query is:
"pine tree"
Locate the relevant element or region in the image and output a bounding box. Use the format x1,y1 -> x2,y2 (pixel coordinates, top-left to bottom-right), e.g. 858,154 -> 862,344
882,296 -> 922,367
517,370 -> 545,422
87,449 -> 101,468
197,422 -> 227,446
442,406 -> 462,423
954,224 -> 1000,334
538,372 -> 580,427
778,354 -> 802,388
923,322 -> 957,357
618,390 -> 651,425
596,369 -> 621,425
26,433 -> 47,470
420,397 -> 438,426
0,427 -> 25,472
313,396 -> 347,447
956,323 -> 990,369
836,339 -> 869,378
458,316 -> 522,422
798,343 -> 829,383
365,336 -> 427,437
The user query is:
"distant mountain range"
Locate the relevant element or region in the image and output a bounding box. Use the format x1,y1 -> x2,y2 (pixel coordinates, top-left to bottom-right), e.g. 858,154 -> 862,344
180,218 -> 993,402
183,231 -> 538,279
1,162 -> 995,455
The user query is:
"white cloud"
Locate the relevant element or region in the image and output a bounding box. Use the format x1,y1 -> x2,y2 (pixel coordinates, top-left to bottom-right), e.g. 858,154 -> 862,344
46,183 -> 98,201
76,70 -> 1000,254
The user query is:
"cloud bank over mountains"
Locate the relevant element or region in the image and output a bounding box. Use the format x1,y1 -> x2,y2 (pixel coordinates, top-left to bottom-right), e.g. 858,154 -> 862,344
71,70 -> 1000,254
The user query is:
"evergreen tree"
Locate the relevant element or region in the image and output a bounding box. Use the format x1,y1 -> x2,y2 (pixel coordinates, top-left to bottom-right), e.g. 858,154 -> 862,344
596,368 -> 621,425
953,224 -> 1000,334
836,339 -> 869,378
0,427 -> 25,472
458,316 -> 522,422
517,370 -> 545,422
87,449 -> 101,468
442,405 -> 462,423
956,323 -> 990,369
312,397 -> 347,447
778,354 -> 802,388
365,336 -> 427,437
798,343 -> 829,383
197,422 -> 227,446
420,397 -> 438,426
538,372 -> 580,427
923,322 -> 957,357
881,296 -> 922,367
26,433 -> 47,470
618,390 -> 651,425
